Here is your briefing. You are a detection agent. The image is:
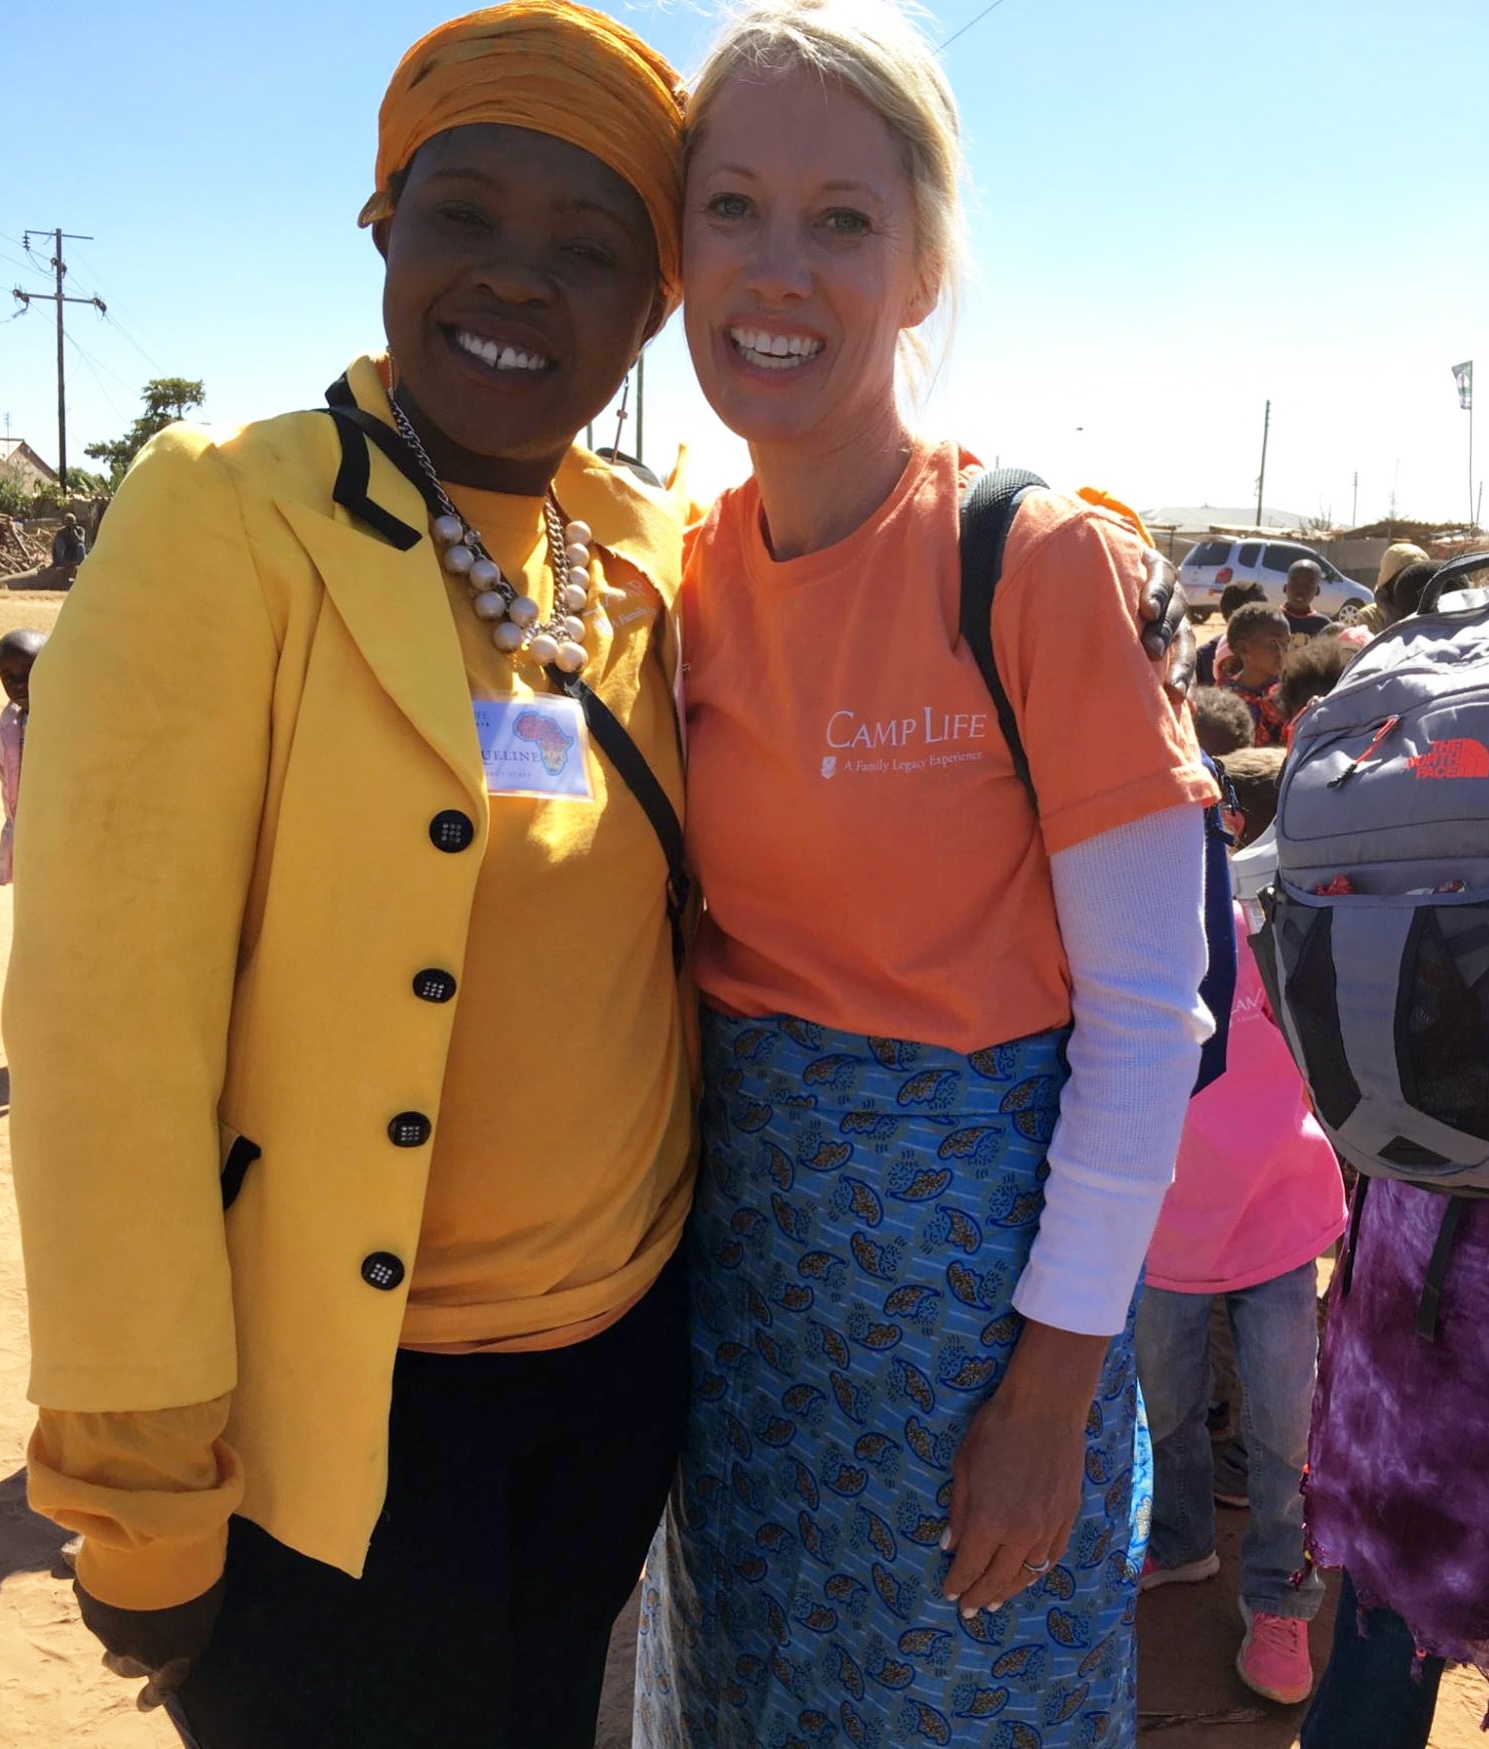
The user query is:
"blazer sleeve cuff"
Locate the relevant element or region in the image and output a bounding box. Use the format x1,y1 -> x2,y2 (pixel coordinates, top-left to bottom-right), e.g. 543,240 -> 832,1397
75,1523 -> 229,1612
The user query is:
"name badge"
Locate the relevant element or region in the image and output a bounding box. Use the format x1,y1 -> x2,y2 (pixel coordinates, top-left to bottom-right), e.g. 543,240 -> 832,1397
473,695 -> 593,801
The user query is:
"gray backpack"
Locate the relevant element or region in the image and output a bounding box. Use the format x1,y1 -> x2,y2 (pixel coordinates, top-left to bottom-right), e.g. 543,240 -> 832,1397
1254,550 -> 1489,1331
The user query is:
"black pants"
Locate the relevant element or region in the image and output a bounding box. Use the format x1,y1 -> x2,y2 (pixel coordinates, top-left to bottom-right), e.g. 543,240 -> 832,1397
171,1255 -> 687,1749
1299,1570 -> 1446,1749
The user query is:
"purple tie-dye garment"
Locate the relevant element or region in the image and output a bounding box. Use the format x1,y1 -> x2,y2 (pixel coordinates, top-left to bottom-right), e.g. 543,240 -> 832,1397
1306,1177 -> 1489,1674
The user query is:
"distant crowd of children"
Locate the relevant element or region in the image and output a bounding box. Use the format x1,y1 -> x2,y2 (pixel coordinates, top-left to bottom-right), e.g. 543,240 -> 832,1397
1192,542 -> 1433,757
1135,538 -> 1459,1718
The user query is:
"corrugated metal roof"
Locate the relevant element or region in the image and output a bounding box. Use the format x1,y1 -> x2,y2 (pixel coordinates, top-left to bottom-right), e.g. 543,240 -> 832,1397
1141,505 -> 1311,531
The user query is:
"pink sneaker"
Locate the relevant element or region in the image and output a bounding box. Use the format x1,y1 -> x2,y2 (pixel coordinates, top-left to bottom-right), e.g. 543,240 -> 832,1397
1236,1601 -> 1313,1705
1139,1550 -> 1220,1591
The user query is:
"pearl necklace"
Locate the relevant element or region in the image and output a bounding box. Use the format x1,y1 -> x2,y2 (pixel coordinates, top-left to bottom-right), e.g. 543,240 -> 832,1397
390,398 -> 594,675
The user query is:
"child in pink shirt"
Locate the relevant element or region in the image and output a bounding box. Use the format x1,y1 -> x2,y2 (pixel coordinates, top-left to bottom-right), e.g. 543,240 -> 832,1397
0,628 -> 46,886
1137,753 -> 1346,1708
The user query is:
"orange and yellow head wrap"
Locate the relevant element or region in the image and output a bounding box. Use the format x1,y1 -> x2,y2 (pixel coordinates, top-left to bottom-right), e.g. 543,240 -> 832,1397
360,2 -> 687,312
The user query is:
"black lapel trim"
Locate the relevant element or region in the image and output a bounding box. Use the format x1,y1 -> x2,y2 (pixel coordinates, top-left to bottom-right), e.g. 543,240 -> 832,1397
320,373 -> 430,551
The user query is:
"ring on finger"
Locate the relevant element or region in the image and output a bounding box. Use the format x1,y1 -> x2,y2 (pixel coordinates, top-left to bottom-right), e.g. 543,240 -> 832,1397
1021,1558 -> 1052,1574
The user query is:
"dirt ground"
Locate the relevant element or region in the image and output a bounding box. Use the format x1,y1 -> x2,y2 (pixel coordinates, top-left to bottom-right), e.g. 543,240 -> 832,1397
0,590 -> 1485,1745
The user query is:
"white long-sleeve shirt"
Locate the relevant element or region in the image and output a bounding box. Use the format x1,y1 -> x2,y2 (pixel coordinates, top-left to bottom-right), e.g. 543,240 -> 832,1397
1012,803 -> 1213,1335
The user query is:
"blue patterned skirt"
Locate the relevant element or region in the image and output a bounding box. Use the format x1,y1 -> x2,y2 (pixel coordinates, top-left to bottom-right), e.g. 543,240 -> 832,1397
635,1012 -> 1150,1749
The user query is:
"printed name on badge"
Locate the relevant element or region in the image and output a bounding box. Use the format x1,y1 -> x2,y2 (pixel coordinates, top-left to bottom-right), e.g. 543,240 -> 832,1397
473,695 -> 593,801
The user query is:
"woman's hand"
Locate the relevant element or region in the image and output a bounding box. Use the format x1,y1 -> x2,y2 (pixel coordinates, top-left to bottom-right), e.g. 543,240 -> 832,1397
942,1321 -> 1109,1616
77,1576 -> 225,1710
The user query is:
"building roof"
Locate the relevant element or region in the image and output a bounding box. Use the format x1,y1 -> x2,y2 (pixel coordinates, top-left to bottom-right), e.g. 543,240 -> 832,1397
1141,504 -> 1312,534
0,438 -> 58,483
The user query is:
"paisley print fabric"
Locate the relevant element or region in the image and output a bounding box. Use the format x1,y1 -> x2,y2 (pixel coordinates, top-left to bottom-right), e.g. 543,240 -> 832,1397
636,1012 -> 1151,1749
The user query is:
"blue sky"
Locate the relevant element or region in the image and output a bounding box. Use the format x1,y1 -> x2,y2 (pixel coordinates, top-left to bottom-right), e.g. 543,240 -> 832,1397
3,0 -> 1484,525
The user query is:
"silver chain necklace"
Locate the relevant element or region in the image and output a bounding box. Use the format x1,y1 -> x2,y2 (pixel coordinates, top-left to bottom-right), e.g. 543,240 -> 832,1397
389,396 -> 594,675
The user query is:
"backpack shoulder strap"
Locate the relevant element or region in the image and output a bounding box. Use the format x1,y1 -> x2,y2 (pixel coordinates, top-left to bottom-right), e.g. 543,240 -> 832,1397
958,468 -> 1048,813
555,671 -> 691,973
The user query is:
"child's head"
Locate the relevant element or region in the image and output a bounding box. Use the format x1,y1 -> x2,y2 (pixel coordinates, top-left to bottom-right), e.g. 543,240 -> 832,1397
1216,745 -> 1286,850
1284,559 -> 1322,614
0,628 -> 47,712
1226,604 -> 1290,682
1277,633 -> 1354,724
1219,581 -> 1267,621
1192,686 -> 1255,758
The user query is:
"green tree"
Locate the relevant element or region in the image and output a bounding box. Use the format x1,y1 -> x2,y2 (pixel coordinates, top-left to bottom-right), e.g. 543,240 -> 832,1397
63,465 -> 111,496
85,377 -> 205,484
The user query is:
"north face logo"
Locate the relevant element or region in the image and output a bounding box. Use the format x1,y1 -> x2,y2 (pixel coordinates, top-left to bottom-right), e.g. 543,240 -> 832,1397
1408,738 -> 1489,780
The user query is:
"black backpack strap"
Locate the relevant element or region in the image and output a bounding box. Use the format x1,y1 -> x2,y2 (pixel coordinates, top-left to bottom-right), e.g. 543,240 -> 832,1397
1415,1194 -> 1466,1342
314,382 -> 692,974
1192,752 -> 1238,1096
556,672 -> 690,971
960,468 -> 1238,1095
958,468 -> 1048,812
1342,1178 -> 1463,1342
1340,1173 -> 1369,1297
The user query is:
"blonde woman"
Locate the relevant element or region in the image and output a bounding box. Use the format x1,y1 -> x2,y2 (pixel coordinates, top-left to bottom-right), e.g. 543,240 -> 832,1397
636,4 -> 1215,1744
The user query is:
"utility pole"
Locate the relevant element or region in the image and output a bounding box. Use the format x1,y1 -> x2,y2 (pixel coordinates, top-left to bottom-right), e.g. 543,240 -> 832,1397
1254,399 -> 1270,528
12,229 -> 105,492
1351,471 -> 1358,527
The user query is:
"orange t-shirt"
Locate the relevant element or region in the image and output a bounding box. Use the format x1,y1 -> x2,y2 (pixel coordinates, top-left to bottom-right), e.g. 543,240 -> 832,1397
682,441 -> 1215,1053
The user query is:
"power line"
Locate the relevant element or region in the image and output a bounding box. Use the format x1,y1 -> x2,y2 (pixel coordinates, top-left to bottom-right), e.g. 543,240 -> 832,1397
66,328 -> 134,393
0,246 -> 47,281
64,332 -> 132,425
939,0 -> 1011,53
63,243 -> 167,373
104,312 -> 164,374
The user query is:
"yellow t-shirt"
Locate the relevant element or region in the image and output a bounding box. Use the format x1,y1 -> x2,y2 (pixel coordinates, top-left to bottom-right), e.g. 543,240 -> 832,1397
399,480 -> 694,1350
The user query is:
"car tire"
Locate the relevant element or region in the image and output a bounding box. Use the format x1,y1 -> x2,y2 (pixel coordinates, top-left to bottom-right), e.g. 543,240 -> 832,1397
1334,601 -> 1364,625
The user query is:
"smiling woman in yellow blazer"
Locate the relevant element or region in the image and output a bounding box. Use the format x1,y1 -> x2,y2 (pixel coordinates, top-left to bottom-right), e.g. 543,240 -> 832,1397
6,8 -> 698,1746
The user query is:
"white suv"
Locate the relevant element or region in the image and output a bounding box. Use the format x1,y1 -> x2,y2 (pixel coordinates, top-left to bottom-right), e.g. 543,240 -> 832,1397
1178,538 -> 1373,622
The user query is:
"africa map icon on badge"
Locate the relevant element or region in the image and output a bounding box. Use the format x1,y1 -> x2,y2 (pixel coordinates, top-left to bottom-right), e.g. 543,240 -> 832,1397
515,709 -> 574,775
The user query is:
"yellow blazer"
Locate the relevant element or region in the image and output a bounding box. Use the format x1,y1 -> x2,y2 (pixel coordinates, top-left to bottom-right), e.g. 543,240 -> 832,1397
6,356 -> 685,1576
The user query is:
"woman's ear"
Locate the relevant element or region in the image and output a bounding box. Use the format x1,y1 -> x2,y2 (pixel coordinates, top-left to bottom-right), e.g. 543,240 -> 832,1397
903,263 -> 942,332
